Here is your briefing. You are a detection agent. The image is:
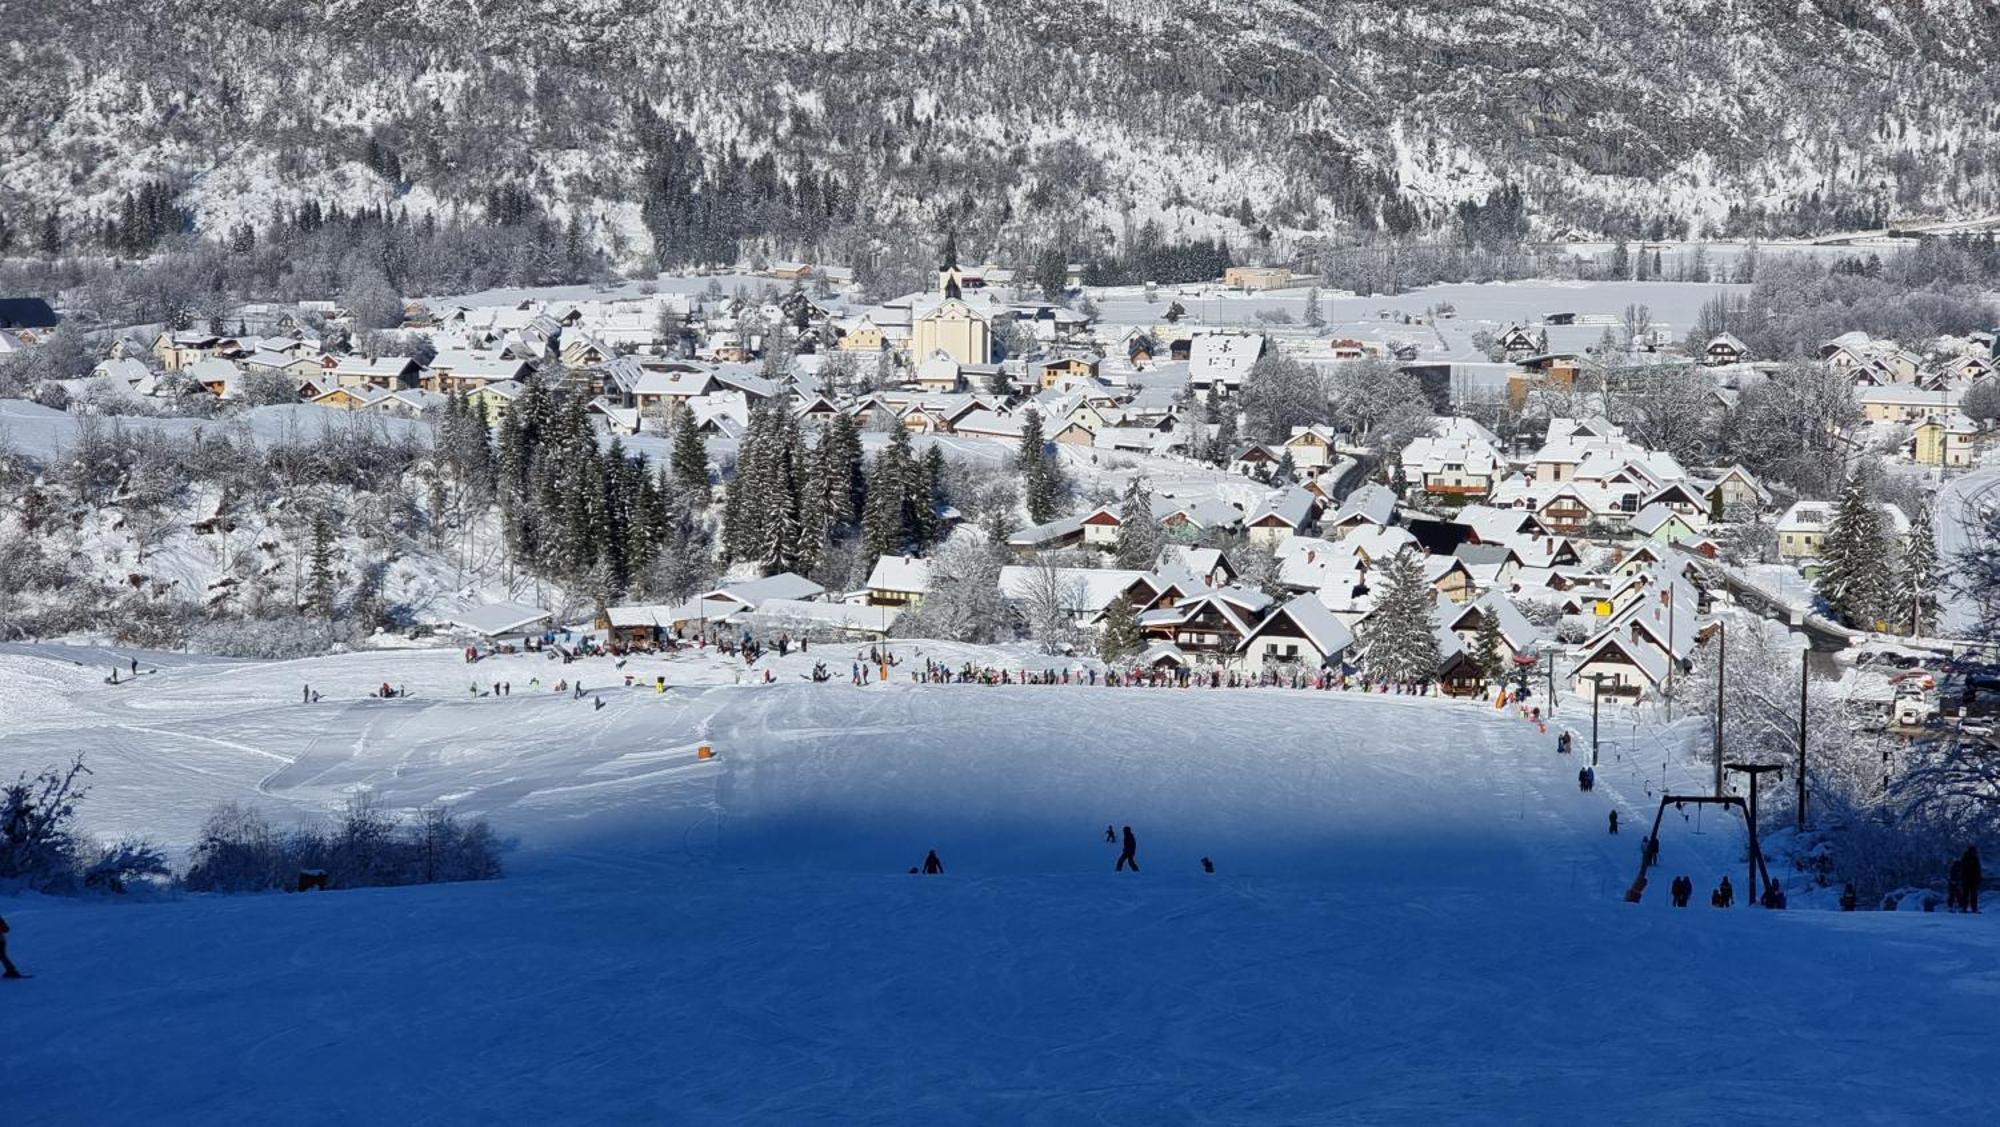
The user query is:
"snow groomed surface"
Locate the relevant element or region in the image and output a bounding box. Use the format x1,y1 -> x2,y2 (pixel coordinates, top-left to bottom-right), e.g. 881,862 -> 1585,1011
1,644 -> 1995,1123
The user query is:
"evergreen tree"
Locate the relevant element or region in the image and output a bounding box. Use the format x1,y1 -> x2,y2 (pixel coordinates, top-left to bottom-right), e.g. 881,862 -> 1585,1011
669,409 -> 710,504
913,444 -> 947,550
1098,596 -> 1144,663
1272,449 -> 1298,485
1112,477 -> 1164,569
1894,499 -> 1940,635
306,512 -> 337,619
1018,409 -> 1061,524
824,411 -> 867,528
1474,608 -> 1507,682
1303,286 -> 1325,329
1816,475 -> 1889,628
1205,384 -> 1237,466
863,426 -> 918,560
1357,550 -> 1440,685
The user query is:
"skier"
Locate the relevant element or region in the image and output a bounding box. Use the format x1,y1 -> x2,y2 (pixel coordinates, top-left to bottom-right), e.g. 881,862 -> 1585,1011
303,684 -> 311,704
129,657 -> 138,678
1104,825 -> 1116,843
0,913 -> 22,978
1839,883 -> 1859,912
1714,875 -> 1734,908
922,850 -> 944,875
1201,857 -> 1214,874
1577,767 -> 1588,792
1963,846 -> 1983,913
1608,810 -> 1619,835
1116,825 -> 1139,872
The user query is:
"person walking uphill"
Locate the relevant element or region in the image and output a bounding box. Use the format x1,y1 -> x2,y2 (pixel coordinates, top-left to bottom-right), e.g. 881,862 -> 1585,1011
1116,825 -> 1139,872
922,850 -> 944,875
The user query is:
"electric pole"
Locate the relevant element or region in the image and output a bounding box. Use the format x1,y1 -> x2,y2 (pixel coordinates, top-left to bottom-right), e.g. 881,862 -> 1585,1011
1713,621 -> 1725,798
1797,647 -> 1809,832
1591,673 -> 1604,766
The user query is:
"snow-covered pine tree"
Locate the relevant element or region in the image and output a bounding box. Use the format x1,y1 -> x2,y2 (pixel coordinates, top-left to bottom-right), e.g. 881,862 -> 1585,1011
751,405 -> 806,574
824,411 -> 866,529
1112,477 -> 1163,569
1816,475 -> 1888,628
1097,595 -> 1144,663
1474,607 -> 1506,681
912,444 -> 947,550
669,409 -> 710,505
306,511 -> 337,619
1357,550 -> 1440,685
1205,384 -> 1236,466
1018,408 -> 1061,524
863,425 -> 916,560
1894,498 -> 1939,636
1303,286 -> 1324,329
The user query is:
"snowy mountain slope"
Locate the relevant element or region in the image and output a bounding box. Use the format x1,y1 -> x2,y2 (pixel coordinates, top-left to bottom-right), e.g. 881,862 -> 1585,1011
3,0 -> 1996,262
3,642 -> 1999,1122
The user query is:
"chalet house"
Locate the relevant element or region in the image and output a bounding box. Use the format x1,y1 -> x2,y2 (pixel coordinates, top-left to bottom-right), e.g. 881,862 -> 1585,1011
914,350 -> 964,393
424,350 -> 533,394
1158,545 -> 1237,589
1283,424 -> 1340,470
1707,465 -> 1770,512
1496,325 -> 1541,359
1034,355 -> 1101,389
1154,496 -> 1245,537
837,316 -> 886,353
1053,420 -> 1097,445
1246,487 -> 1320,548
865,555 -> 932,609
1423,555 -> 1477,605
1230,444 -> 1285,477
1627,503 -> 1704,547
153,332 -> 245,371
1237,594 -> 1353,672
1222,266 -> 1293,292
323,353 -> 421,390
1080,505 -> 1125,548
1139,587 -> 1274,661
311,385 -> 390,411
1702,333 -> 1747,367
1326,484 -> 1397,540
1570,634 -> 1668,701
1444,594 -> 1543,665
464,380 -> 526,428
1639,481 -> 1710,519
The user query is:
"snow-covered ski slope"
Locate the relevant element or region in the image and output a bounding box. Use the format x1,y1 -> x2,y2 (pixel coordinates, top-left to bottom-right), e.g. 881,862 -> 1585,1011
2,643 -> 1996,1124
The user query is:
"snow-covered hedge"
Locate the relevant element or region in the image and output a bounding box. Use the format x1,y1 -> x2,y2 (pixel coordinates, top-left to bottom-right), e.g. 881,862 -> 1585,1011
184,798 -> 503,894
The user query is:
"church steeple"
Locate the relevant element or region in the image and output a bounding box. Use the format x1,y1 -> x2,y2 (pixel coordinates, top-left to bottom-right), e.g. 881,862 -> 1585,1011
938,230 -> 963,299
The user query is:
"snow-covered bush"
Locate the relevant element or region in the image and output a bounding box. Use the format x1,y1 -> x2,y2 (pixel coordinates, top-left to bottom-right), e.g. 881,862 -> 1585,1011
0,757 -> 92,892
186,615 -> 342,660
82,839 -> 173,893
183,797 -> 503,893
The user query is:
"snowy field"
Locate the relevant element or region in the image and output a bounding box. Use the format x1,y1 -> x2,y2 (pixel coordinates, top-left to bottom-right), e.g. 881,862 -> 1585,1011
2,643 -> 1998,1124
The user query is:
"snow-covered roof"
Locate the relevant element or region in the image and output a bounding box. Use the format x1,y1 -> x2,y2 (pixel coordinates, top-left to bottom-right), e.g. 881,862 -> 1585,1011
1242,594 -> 1354,658
738,598 -> 900,636
866,555 -> 933,594
1247,485 -> 1317,530
445,602 -> 552,638
998,566 -> 1149,614
706,573 -> 825,607
1330,483 -> 1396,528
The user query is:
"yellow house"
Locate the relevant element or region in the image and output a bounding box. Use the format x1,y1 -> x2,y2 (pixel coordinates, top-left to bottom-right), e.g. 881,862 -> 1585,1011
464,380 -> 525,429
838,316 -> 885,353
1915,412 -> 1976,467
310,386 -> 387,411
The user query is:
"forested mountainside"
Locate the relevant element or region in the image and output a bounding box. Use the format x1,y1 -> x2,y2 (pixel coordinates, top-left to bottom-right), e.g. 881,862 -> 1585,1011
2,0 -> 1997,269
